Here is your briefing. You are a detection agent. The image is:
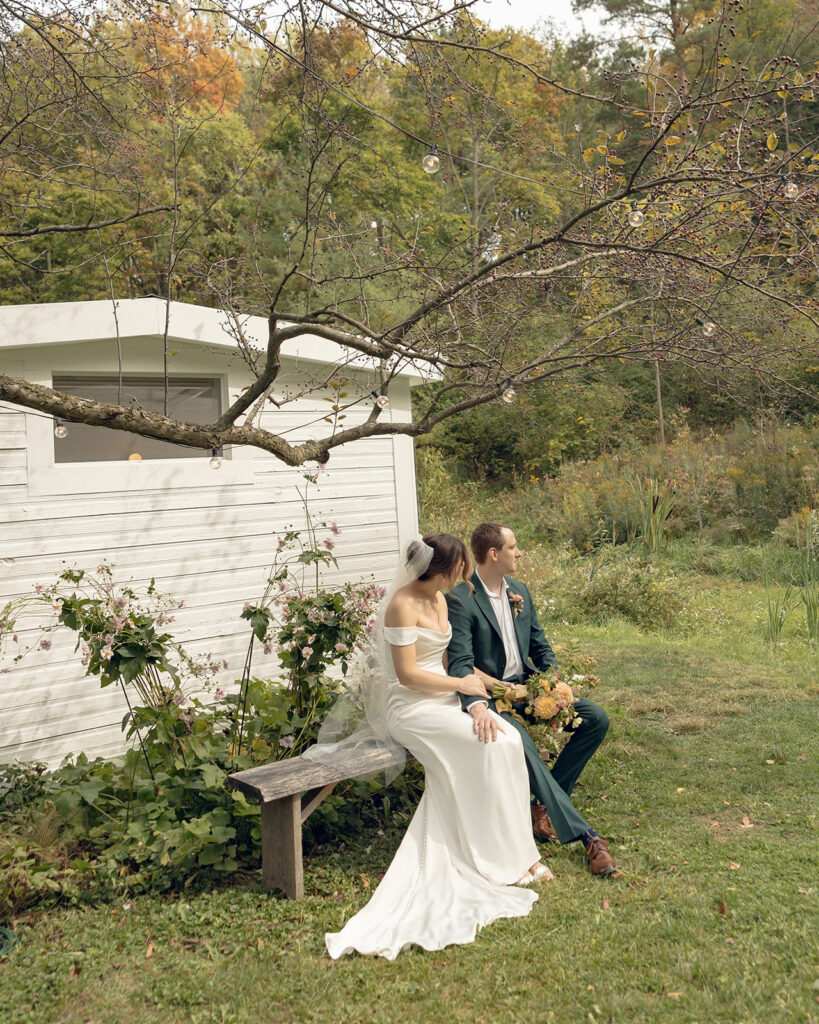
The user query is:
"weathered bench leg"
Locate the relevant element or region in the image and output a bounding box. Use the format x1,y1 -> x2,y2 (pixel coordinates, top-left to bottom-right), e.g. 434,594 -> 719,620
260,795 -> 303,899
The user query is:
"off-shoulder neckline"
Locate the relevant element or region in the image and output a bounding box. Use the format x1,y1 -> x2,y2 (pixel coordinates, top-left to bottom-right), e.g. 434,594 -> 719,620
385,623 -> 451,637
415,624 -> 452,636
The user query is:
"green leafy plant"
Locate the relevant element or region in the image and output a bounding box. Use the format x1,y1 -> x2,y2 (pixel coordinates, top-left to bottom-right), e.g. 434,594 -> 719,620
794,516 -> 819,642
631,476 -> 675,557
543,552 -> 686,631
0,509 -> 413,917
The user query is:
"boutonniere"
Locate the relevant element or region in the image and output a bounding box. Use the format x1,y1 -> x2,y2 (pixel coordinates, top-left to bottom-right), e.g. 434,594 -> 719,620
508,592 -> 524,618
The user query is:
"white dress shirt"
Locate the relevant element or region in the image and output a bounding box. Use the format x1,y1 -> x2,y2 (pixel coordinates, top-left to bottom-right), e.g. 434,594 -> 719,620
475,570 -> 525,680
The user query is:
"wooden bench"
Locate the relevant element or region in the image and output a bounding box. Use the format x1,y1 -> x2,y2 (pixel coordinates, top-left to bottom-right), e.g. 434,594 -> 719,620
225,744 -> 404,899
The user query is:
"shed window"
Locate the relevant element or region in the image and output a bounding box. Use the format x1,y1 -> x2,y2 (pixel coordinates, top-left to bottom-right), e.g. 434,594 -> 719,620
52,375 -> 221,463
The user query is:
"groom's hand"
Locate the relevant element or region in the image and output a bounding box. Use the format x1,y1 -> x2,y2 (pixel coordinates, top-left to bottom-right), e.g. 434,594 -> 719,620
469,704 -> 505,744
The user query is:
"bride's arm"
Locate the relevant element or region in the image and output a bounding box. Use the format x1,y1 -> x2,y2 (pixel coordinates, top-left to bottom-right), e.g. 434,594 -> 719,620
474,667 -> 506,690
390,643 -> 489,696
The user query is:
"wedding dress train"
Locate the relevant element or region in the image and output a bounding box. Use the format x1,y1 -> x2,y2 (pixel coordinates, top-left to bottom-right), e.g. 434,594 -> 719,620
324,624 -> 540,960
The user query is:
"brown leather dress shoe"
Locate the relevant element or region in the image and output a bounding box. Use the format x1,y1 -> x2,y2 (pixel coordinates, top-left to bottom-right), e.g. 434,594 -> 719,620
531,804 -> 558,842
585,836 -> 617,876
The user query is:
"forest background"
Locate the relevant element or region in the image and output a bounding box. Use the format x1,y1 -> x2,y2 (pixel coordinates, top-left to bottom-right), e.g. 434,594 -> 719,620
2,0 -> 817,536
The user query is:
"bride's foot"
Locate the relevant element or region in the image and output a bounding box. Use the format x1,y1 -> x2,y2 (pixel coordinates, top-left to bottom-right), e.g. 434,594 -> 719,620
516,861 -> 554,886
529,862 -> 554,883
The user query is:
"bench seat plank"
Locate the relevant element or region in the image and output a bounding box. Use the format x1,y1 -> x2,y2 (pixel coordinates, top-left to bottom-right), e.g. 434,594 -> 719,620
225,743 -> 403,804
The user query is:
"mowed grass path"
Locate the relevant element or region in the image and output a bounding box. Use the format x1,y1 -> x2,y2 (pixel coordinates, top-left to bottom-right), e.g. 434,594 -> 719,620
2,582 -> 817,1024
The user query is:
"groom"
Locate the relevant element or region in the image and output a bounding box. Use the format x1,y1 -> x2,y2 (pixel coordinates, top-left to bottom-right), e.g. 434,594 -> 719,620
446,522 -> 617,877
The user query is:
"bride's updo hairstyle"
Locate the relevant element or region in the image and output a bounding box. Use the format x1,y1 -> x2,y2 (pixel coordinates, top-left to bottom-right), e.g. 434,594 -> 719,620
407,533 -> 470,586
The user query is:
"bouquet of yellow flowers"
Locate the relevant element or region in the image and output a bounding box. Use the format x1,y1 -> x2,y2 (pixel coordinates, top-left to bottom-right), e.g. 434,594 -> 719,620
492,671 -> 583,730
489,643 -> 600,760
490,642 -> 600,732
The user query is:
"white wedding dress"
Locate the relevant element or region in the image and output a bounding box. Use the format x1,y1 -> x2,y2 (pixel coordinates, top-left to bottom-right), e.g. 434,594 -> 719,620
324,624 -> 541,960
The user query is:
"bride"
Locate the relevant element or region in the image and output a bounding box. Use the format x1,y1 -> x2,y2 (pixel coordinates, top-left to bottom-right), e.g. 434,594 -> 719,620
318,532 -> 552,960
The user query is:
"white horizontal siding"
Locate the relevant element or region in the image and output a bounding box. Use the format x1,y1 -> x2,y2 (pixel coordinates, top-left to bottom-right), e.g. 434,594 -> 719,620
0,383 -> 412,766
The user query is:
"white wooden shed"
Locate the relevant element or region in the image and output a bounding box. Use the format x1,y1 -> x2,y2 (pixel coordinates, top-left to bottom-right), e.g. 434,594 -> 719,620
0,298 -> 423,766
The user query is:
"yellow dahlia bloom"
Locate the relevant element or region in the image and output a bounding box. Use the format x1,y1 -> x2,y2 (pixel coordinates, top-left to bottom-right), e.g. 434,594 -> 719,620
533,695 -> 558,721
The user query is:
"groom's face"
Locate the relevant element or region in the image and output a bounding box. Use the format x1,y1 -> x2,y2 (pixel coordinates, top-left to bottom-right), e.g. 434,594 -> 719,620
495,529 -> 521,574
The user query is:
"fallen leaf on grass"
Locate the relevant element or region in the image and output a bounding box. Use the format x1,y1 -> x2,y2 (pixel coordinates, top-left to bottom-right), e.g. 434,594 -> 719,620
798,754 -> 807,761
739,817 -> 754,828
145,942 -> 155,959
710,821 -> 720,828
798,888 -> 809,895
676,787 -> 685,793
723,800 -> 730,806
256,938 -> 264,950
718,901 -> 727,914
602,896 -> 610,910
729,862 -> 740,871
764,759 -> 775,765
724,938 -> 735,945
667,992 -> 684,998
69,966 -> 81,978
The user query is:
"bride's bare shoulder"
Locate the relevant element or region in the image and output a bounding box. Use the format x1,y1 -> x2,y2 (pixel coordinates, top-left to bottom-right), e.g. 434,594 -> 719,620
384,588 -> 418,628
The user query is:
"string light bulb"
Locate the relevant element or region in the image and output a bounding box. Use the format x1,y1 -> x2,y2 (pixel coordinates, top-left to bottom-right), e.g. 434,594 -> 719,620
701,320 -> 717,338
783,180 -> 800,199
422,146 -> 440,174
374,392 -> 390,410
54,418 -> 67,438
209,448 -> 222,470
502,387 -> 516,404
627,206 -> 646,228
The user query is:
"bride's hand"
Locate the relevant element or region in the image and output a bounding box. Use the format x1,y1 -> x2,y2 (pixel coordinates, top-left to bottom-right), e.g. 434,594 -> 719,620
458,673 -> 492,699
469,703 -> 505,744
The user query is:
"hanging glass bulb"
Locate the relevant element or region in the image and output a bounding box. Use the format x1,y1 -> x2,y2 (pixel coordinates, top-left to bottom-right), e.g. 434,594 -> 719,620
375,393 -> 390,410
627,207 -> 646,228
783,180 -> 800,199
209,448 -> 222,470
701,320 -> 717,338
422,148 -> 441,174
54,419 -> 67,438
502,388 -> 516,404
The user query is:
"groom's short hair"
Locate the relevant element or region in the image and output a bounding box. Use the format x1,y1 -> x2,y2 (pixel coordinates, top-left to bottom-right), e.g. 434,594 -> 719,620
471,522 -> 510,564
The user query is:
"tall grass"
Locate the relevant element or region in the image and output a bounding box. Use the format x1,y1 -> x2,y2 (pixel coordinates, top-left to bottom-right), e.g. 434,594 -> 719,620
631,476 -> 674,556
763,569 -> 792,645
794,516 -> 819,641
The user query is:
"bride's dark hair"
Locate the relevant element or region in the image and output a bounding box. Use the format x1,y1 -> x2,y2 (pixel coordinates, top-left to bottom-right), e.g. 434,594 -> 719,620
407,533 -> 470,585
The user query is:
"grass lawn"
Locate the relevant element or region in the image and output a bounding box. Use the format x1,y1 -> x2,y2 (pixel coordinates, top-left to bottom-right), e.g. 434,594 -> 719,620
1,580 -> 817,1024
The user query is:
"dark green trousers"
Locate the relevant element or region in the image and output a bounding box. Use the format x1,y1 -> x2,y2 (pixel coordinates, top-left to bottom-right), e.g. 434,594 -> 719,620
498,695 -> 609,845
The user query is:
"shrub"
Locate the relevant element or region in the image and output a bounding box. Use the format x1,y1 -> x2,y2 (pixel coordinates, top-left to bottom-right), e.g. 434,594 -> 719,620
0,679 -> 424,918
418,420 -> 819,551
541,553 -> 687,631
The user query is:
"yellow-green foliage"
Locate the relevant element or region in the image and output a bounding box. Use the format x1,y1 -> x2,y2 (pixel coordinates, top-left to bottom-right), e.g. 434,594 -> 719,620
419,422 -> 819,551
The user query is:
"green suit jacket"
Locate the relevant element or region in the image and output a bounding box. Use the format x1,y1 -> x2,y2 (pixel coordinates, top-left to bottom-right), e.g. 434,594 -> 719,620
446,570 -> 558,710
